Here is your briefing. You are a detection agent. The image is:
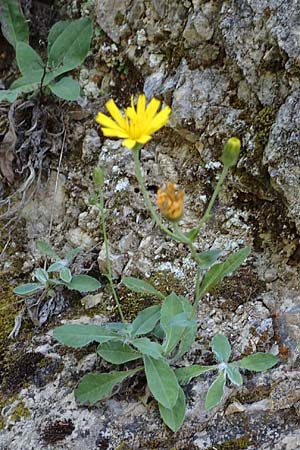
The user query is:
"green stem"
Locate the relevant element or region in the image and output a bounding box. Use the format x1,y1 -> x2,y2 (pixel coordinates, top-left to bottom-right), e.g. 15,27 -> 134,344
194,268 -> 201,303
194,165 -> 229,236
98,193 -> 125,323
133,149 -> 189,245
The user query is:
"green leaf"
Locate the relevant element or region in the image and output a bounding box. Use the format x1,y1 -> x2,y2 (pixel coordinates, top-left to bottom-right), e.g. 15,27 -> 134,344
122,276 -> 164,299
47,18 -> 93,74
175,324 -> 197,360
161,293 -> 185,354
168,312 -> 196,328
65,247 -> 81,262
13,283 -> 44,296
97,341 -> 142,364
152,324 -> 165,340
16,42 -> 44,76
53,324 -> 119,348
199,247 -> 251,297
186,227 -> 199,242
47,20 -> 69,54
131,305 -> 161,337
67,274 -> 101,292
36,240 -> 60,260
49,77 -> 80,101
34,268 -> 49,284
238,353 -> 278,372
205,370 -> 226,410
143,355 -> 180,409
8,74 -> 41,98
59,267 -> 72,283
132,337 -> 163,359
196,249 -> 223,269
0,0 -> 29,48
75,369 -> 139,405
212,334 -> 231,363
158,386 -> 186,432
226,363 -> 243,386
175,365 -> 217,385
48,260 -> 68,272
0,89 -> 20,102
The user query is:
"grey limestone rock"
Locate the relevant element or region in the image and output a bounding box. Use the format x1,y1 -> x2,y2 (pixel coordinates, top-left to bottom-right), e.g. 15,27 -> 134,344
263,91 -> 300,232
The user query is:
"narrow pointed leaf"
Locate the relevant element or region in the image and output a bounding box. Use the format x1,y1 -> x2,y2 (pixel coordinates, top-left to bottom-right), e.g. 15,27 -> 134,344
175,324 -> 197,360
132,337 -> 163,359
0,0 -> 29,48
97,341 -> 142,364
53,324 -> 119,348
75,369 -> 139,405
131,305 -> 161,337
161,293 -> 185,354
238,353 -> 278,372
186,227 -> 199,242
226,363 -> 243,386
158,386 -> 186,432
143,355 -> 180,409
36,240 -> 60,260
122,276 -> 164,299
65,247 -> 81,262
175,365 -> 217,385
199,247 -> 251,297
195,249 -> 223,269
205,370 -> 226,410
212,334 -> 231,363
13,283 -> 44,295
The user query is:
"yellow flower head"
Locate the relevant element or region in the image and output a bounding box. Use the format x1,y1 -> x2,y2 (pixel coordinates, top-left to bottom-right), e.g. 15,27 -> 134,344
96,94 -> 171,150
157,182 -> 184,221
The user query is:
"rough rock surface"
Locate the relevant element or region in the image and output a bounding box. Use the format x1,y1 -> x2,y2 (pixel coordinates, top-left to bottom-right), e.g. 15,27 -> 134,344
1,0 -> 300,449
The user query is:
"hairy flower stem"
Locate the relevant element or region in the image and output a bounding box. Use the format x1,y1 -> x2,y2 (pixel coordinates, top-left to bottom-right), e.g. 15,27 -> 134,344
133,149 -> 189,245
194,165 -> 229,237
98,191 -> 126,323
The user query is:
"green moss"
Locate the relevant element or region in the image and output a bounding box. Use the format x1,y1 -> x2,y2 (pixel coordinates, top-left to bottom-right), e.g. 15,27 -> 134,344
0,395 -> 30,429
115,444 -> 132,450
10,399 -> 30,422
207,435 -> 252,450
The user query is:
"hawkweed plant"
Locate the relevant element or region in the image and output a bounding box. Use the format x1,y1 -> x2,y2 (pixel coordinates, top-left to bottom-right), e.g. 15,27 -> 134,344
53,94 -> 278,432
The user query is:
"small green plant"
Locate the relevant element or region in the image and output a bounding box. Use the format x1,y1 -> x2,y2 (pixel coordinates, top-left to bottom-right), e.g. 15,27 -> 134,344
14,240 -> 101,297
53,96 -> 278,432
0,0 -> 92,102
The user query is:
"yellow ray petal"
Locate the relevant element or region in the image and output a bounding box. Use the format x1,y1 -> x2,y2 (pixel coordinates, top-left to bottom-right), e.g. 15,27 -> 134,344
137,94 -> 146,116
102,128 -> 129,138
145,98 -> 160,119
105,99 -> 126,128
96,112 -> 121,130
122,138 -> 137,149
136,134 -> 152,144
146,106 -> 171,134
125,107 -> 137,120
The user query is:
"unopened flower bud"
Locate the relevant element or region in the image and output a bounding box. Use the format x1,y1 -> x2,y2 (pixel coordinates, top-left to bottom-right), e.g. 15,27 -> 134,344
220,137 -> 241,168
93,166 -> 104,187
157,182 -> 184,221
